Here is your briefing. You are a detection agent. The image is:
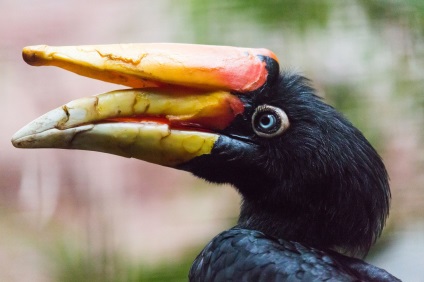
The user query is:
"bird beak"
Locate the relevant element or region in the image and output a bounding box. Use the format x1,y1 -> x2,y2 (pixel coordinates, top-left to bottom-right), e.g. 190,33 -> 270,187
12,43 -> 278,167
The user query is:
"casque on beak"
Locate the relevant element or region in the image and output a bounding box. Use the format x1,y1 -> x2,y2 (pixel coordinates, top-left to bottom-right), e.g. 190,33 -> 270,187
12,43 -> 278,167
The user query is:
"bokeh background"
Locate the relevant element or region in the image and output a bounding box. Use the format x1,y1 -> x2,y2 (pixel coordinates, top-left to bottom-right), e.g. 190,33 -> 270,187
1,0 -> 423,281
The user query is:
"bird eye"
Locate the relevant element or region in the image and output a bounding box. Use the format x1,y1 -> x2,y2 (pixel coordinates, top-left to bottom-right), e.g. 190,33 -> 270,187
252,105 -> 289,138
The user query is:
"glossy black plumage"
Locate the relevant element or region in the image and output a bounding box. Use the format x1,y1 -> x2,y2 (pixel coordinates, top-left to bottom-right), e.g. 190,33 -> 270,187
189,228 -> 399,281
181,72 -> 398,281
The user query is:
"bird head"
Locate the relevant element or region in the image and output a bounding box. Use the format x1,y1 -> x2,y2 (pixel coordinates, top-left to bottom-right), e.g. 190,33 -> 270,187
12,43 -> 390,257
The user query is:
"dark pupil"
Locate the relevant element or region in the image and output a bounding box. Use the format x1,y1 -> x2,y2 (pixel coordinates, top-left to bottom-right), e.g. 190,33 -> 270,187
259,113 -> 276,130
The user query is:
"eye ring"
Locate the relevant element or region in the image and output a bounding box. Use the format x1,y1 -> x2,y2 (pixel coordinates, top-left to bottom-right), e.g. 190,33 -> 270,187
252,105 -> 290,138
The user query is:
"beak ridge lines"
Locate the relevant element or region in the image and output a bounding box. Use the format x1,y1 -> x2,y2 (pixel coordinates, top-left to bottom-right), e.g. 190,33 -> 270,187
22,43 -> 278,92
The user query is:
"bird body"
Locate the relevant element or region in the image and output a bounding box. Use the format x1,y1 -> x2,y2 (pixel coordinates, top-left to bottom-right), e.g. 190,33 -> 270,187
190,228 -> 400,281
13,43 -> 399,281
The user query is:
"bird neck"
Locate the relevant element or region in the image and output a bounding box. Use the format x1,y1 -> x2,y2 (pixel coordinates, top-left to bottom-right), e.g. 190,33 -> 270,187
237,196 -> 321,247
236,183 -> 370,257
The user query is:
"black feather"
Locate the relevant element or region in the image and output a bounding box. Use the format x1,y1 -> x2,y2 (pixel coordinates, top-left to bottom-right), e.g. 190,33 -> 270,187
180,72 -> 393,280
189,228 -> 399,282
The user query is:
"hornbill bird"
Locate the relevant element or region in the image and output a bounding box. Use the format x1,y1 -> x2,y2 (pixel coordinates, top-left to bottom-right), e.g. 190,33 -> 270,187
12,44 -> 399,281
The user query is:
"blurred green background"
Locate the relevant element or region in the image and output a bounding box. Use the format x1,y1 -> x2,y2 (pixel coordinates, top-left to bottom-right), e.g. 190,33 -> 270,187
1,0 -> 423,281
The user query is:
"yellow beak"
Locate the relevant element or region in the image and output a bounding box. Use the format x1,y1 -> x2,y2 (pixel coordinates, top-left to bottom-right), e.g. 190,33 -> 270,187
13,43 -> 278,167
